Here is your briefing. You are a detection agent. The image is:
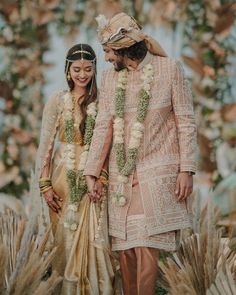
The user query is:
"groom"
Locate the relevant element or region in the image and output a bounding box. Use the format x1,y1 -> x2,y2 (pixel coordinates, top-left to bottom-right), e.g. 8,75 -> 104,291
84,12 -> 197,295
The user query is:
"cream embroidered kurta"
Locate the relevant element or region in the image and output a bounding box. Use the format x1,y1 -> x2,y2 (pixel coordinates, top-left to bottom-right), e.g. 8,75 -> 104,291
84,53 -> 197,250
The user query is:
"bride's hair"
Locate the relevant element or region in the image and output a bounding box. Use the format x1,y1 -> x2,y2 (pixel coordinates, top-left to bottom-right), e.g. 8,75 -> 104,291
65,44 -> 97,137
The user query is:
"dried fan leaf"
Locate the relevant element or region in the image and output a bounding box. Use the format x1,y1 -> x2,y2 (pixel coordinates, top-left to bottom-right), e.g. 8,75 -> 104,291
159,201 -> 236,294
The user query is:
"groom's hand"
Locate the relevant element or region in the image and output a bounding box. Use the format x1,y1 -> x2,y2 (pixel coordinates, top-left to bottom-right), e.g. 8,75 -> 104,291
86,175 -> 101,202
175,172 -> 193,202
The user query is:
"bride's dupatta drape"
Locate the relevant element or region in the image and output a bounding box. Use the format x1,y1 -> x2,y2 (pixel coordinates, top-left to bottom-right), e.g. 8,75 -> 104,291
63,195 -> 115,294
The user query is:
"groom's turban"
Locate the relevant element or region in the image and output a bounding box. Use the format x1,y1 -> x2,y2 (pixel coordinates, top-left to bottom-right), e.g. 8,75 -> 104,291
96,12 -> 167,57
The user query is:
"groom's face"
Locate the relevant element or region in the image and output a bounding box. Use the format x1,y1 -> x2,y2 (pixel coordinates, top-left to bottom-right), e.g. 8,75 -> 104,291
103,45 -> 125,71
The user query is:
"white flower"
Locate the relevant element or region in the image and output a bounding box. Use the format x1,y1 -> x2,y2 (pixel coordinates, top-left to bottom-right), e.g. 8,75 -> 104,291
128,137 -> 141,149
87,102 -> 96,110
117,82 -> 126,90
67,159 -> 76,167
202,32 -> 212,42
18,79 -> 26,88
142,64 -> 154,84
64,222 -> 70,229
87,103 -> 97,117
67,163 -> 75,170
117,175 -> 128,184
114,117 -> 124,129
118,196 -> 126,206
70,223 -> 78,231
143,84 -> 151,92
64,114 -> 72,121
68,203 -> 78,211
114,127 -> 124,134
140,75 -> 146,81
2,26 -> 14,42
13,89 -> 21,98
111,196 -> 117,204
64,92 -> 71,102
133,122 -> 144,131
114,129 -> 124,137
145,64 -> 153,71
68,151 -> 75,159
114,135 -> 124,144
65,144 -> 73,153
90,111 -> 97,118
131,129 -> 143,139
118,70 -> 127,81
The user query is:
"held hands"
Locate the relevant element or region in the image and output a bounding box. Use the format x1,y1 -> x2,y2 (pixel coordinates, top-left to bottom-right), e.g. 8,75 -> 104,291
43,188 -> 63,213
85,175 -> 103,202
175,172 -> 193,202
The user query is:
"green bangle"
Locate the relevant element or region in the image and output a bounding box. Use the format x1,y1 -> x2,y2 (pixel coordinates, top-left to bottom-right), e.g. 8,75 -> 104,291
101,170 -> 109,179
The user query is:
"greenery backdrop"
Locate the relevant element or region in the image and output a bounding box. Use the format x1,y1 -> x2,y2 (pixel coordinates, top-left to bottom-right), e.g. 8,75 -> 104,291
0,0 -> 236,197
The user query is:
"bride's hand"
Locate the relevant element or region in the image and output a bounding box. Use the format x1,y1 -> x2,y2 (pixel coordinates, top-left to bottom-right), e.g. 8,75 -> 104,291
43,188 -> 63,213
94,179 -> 103,201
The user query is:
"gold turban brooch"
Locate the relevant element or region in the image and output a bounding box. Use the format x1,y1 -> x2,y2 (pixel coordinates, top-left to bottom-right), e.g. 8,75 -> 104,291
96,12 -> 168,57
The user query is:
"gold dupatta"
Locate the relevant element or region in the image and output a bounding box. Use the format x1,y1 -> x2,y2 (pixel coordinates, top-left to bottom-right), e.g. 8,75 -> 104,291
63,196 -> 115,294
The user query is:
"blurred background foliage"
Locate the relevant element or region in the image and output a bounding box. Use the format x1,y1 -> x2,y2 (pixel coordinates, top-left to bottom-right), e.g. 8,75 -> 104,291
0,0 -> 236,199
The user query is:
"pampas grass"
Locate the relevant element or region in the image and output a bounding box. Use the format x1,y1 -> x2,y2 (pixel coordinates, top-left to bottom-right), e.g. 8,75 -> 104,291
0,208 -> 62,295
159,197 -> 236,295
0,171 -> 62,295
0,244 -> 8,294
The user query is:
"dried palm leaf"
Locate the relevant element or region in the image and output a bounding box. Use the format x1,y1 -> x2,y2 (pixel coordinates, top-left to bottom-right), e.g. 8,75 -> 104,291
159,200 -> 236,294
32,271 -> 62,295
207,264 -> 236,295
0,205 -> 61,294
0,244 -> 8,294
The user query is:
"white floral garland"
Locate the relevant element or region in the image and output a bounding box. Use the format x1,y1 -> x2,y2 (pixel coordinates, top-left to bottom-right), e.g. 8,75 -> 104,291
62,92 -> 97,230
63,94 -> 97,176
112,63 -> 154,206
64,92 -> 76,171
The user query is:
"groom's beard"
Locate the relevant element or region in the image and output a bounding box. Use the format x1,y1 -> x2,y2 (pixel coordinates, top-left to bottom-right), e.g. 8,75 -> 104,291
113,56 -> 126,71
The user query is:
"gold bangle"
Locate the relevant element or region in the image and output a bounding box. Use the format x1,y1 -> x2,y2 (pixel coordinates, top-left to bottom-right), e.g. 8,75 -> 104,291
101,168 -> 108,174
100,170 -> 108,180
39,177 -> 51,181
39,181 -> 52,191
39,183 -> 51,189
40,186 -> 52,193
39,180 -> 51,185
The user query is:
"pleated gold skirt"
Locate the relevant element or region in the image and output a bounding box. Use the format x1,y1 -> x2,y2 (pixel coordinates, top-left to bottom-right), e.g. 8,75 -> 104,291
49,143 -> 116,295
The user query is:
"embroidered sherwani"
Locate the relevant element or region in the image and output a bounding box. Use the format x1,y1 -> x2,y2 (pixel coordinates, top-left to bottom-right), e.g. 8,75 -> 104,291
84,52 -> 197,251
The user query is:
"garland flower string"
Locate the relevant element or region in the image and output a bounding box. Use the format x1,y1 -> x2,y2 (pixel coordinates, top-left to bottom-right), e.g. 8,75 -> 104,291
112,63 -> 154,206
63,92 -> 97,230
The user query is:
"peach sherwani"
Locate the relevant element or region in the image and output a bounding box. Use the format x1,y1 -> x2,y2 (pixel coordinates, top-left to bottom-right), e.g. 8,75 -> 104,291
84,52 -> 197,251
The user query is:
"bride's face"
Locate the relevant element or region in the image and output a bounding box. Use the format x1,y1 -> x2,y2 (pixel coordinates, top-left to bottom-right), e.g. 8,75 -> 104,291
70,59 -> 94,88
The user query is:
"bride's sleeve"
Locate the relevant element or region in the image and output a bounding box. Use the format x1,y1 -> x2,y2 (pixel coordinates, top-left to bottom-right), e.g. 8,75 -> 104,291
36,92 -> 62,179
